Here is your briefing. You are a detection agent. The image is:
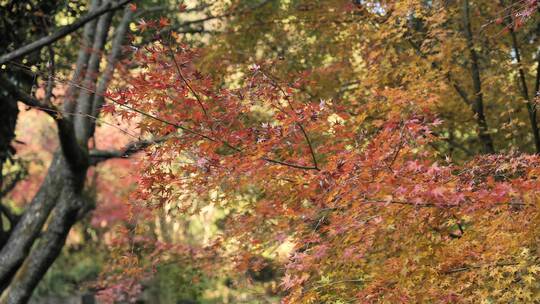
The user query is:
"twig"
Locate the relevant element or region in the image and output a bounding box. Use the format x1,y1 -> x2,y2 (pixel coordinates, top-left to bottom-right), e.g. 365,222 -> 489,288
443,262 -> 519,274
259,69 -> 320,170
89,135 -> 173,165
165,42 -> 209,120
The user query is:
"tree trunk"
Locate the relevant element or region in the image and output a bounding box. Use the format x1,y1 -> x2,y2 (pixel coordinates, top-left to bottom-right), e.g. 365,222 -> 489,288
462,0 -> 495,154
0,1 -> 133,302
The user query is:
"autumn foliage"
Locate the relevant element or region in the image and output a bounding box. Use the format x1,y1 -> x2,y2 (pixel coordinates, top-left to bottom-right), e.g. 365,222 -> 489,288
81,0 -> 540,302
0,0 -> 532,302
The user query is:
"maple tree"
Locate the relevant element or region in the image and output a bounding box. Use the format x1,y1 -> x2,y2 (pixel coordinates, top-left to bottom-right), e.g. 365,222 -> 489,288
1,0 -> 540,303
103,0 -> 540,302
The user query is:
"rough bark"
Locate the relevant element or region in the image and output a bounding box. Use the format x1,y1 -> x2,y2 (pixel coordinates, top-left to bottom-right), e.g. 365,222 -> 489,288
0,153 -> 70,291
63,0 -> 102,117
74,9 -> 114,141
4,184 -> 85,304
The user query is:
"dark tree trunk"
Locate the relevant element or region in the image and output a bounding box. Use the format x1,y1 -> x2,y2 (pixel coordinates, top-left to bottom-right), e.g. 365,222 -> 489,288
0,1 -> 134,302
0,98 -> 18,186
462,0 -> 495,154
0,96 -> 18,252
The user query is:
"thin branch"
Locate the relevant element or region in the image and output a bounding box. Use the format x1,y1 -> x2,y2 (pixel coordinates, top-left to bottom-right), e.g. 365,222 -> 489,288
89,135 -> 172,165
261,157 -> 319,171
115,101 -> 319,170
44,45 -> 55,106
443,262 -> 518,275
0,0 -> 133,65
361,199 -> 531,209
106,98 -> 318,170
109,97 -> 219,143
163,48 -> 315,170
135,3 -> 212,17
165,42 -> 209,120
91,5 -> 134,128
105,59 -> 318,171
259,69 -> 320,170
310,279 -> 364,291
298,124 -> 319,170
140,0 -> 275,46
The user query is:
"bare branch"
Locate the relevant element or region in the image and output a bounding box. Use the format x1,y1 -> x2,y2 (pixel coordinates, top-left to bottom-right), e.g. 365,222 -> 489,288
135,3 -> 211,17
63,0 -> 102,117
0,75 -> 57,117
0,0 -> 133,65
298,123 -> 319,170
443,262 -> 518,275
91,5 -> 134,129
74,9 -> 114,142
44,45 -> 55,106
261,157 -> 319,171
89,135 -> 171,165
258,69 -> 320,170
140,0 -> 275,46
362,199 -> 531,209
